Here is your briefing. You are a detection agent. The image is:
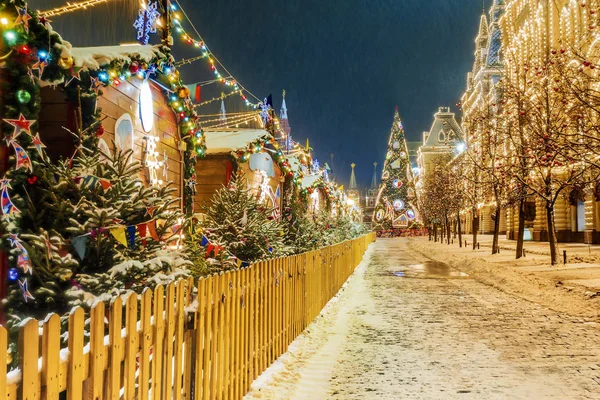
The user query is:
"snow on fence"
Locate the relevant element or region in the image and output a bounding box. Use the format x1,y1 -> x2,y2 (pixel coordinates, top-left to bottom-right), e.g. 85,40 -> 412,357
0,233 -> 375,399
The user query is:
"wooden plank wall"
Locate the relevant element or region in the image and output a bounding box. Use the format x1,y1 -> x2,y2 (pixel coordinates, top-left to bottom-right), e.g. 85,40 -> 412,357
1,233 -> 376,399
38,78 -> 183,203
194,156 -> 283,214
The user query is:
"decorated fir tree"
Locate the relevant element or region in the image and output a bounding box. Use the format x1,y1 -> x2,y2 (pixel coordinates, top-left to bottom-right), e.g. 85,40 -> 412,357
373,108 -> 416,229
205,174 -> 292,263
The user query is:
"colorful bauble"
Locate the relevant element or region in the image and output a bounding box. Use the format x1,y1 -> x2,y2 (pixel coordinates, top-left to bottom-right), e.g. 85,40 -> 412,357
393,141 -> 400,149
27,176 -> 38,185
393,179 -> 403,188
393,199 -> 404,211
382,170 -> 390,180
8,268 -> 19,281
177,86 -> 190,98
58,57 -> 74,69
129,63 -> 140,74
375,209 -> 384,221
96,125 -> 105,137
400,151 -> 406,157
406,209 -> 415,219
16,89 -> 31,104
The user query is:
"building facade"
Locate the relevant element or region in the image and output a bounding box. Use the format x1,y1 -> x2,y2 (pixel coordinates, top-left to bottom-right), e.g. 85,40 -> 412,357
501,0 -> 600,243
459,0 -> 506,236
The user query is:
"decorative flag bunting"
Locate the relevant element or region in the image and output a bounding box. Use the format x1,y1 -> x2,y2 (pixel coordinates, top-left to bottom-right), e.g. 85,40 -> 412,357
72,234 -> 89,260
110,227 -> 127,247
99,179 -> 112,190
18,279 -> 35,302
137,223 -> 147,246
83,175 -> 99,189
147,220 -> 160,241
10,141 -> 33,172
201,235 -> 209,246
126,225 -> 136,249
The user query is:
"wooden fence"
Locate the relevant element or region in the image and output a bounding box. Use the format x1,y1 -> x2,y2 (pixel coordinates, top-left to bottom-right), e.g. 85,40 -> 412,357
0,233 -> 375,399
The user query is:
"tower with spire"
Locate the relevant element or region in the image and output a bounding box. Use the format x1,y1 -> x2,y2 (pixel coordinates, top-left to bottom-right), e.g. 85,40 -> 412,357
219,92 -> 227,124
278,90 -> 292,151
370,162 -> 378,189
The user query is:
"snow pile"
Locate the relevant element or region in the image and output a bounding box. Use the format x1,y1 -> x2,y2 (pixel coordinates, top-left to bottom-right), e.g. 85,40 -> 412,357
204,129 -> 271,155
66,44 -> 163,72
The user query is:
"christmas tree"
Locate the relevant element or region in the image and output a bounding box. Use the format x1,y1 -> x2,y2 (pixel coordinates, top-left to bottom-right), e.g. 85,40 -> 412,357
205,173 -> 292,263
373,108 -> 416,229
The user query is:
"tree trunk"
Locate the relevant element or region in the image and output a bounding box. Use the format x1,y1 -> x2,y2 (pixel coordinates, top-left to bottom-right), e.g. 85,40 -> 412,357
457,215 -> 462,248
516,198 -> 525,259
546,204 -> 559,265
492,205 -> 501,254
472,214 -> 479,250
446,215 -> 451,245
434,224 -> 438,242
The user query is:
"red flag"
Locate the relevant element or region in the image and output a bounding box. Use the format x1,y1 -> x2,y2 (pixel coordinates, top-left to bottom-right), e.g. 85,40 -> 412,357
147,220 -> 160,242
195,84 -> 201,102
137,223 -> 147,246
99,179 -> 112,190
206,244 -> 215,257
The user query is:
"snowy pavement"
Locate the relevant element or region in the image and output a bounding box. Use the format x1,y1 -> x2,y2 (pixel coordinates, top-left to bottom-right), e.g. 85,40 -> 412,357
244,238 -> 600,399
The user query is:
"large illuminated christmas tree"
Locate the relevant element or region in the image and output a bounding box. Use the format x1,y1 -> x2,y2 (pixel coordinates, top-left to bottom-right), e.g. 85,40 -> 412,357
373,108 -> 416,229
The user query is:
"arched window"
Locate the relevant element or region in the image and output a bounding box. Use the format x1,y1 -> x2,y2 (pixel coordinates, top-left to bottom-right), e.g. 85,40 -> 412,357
438,131 -> 446,142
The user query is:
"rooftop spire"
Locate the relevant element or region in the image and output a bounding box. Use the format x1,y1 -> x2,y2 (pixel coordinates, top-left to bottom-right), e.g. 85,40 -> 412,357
349,163 -> 357,190
280,89 -> 288,120
219,92 -> 226,122
370,162 -> 378,189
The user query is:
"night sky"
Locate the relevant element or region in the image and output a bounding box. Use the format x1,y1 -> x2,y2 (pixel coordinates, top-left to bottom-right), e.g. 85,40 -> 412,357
34,0 -> 484,187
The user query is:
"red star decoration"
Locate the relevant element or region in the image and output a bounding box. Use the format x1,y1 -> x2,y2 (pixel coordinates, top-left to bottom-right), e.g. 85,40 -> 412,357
38,16 -> 52,27
3,114 -> 35,136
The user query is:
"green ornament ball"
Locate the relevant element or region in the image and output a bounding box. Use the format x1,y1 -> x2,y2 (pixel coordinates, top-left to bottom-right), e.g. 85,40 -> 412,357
16,89 -> 31,104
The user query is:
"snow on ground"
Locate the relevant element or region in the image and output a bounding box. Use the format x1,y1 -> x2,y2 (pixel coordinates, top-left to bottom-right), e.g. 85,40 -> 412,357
245,238 -> 600,399
244,244 -> 375,399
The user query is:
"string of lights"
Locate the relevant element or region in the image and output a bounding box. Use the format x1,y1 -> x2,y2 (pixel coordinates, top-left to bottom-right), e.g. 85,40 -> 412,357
203,116 -> 258,129
193,90 -> 242,107
174,54 -> 206,67
171,0 -> 264,107
199,112 -> 259,127
38,0 -> 110,18
198,111 -> 257,118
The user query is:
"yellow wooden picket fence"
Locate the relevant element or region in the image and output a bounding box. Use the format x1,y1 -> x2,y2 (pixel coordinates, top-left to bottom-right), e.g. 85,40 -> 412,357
0,233 -> 375,399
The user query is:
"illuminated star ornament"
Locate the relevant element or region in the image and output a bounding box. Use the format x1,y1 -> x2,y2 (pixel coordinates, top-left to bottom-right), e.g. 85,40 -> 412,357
32,57 -> 48,77
29,134 -> 47,156
38,16 -> 52,28
18,279 -> 35,302
133,0 -> 160,45
65,66 -> 83,86
8,233 -> 31,274
14,4 -> 32,33
90,77 -> 103,94
3,114 -> 35,136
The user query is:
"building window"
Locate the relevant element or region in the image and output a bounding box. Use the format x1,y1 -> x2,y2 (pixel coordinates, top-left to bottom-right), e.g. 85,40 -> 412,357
438,131 -> 446,142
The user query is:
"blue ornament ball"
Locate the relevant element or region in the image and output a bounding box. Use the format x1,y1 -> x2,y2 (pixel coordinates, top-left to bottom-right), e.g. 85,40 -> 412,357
8,268 -> 19,281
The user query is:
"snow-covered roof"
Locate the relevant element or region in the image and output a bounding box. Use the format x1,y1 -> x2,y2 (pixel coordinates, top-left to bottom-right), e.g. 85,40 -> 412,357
288,155 -> 302,172
301,174 -> 321,189
204,129 -> 271,155
68,44 -> 164,72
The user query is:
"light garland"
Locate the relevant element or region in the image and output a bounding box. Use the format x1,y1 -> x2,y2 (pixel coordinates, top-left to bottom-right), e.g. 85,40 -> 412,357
37,0 -> 110,18
169,1 -> 262,108
193,89 -> 241,107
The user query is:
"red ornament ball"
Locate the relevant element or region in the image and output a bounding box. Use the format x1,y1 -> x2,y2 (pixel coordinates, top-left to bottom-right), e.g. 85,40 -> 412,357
129,63 -> 140,74
96,126 -> 104,137
27,176 -> 38,185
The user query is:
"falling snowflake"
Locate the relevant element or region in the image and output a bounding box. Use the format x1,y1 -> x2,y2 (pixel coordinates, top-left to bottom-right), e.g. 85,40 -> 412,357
133,0 -> 160,45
